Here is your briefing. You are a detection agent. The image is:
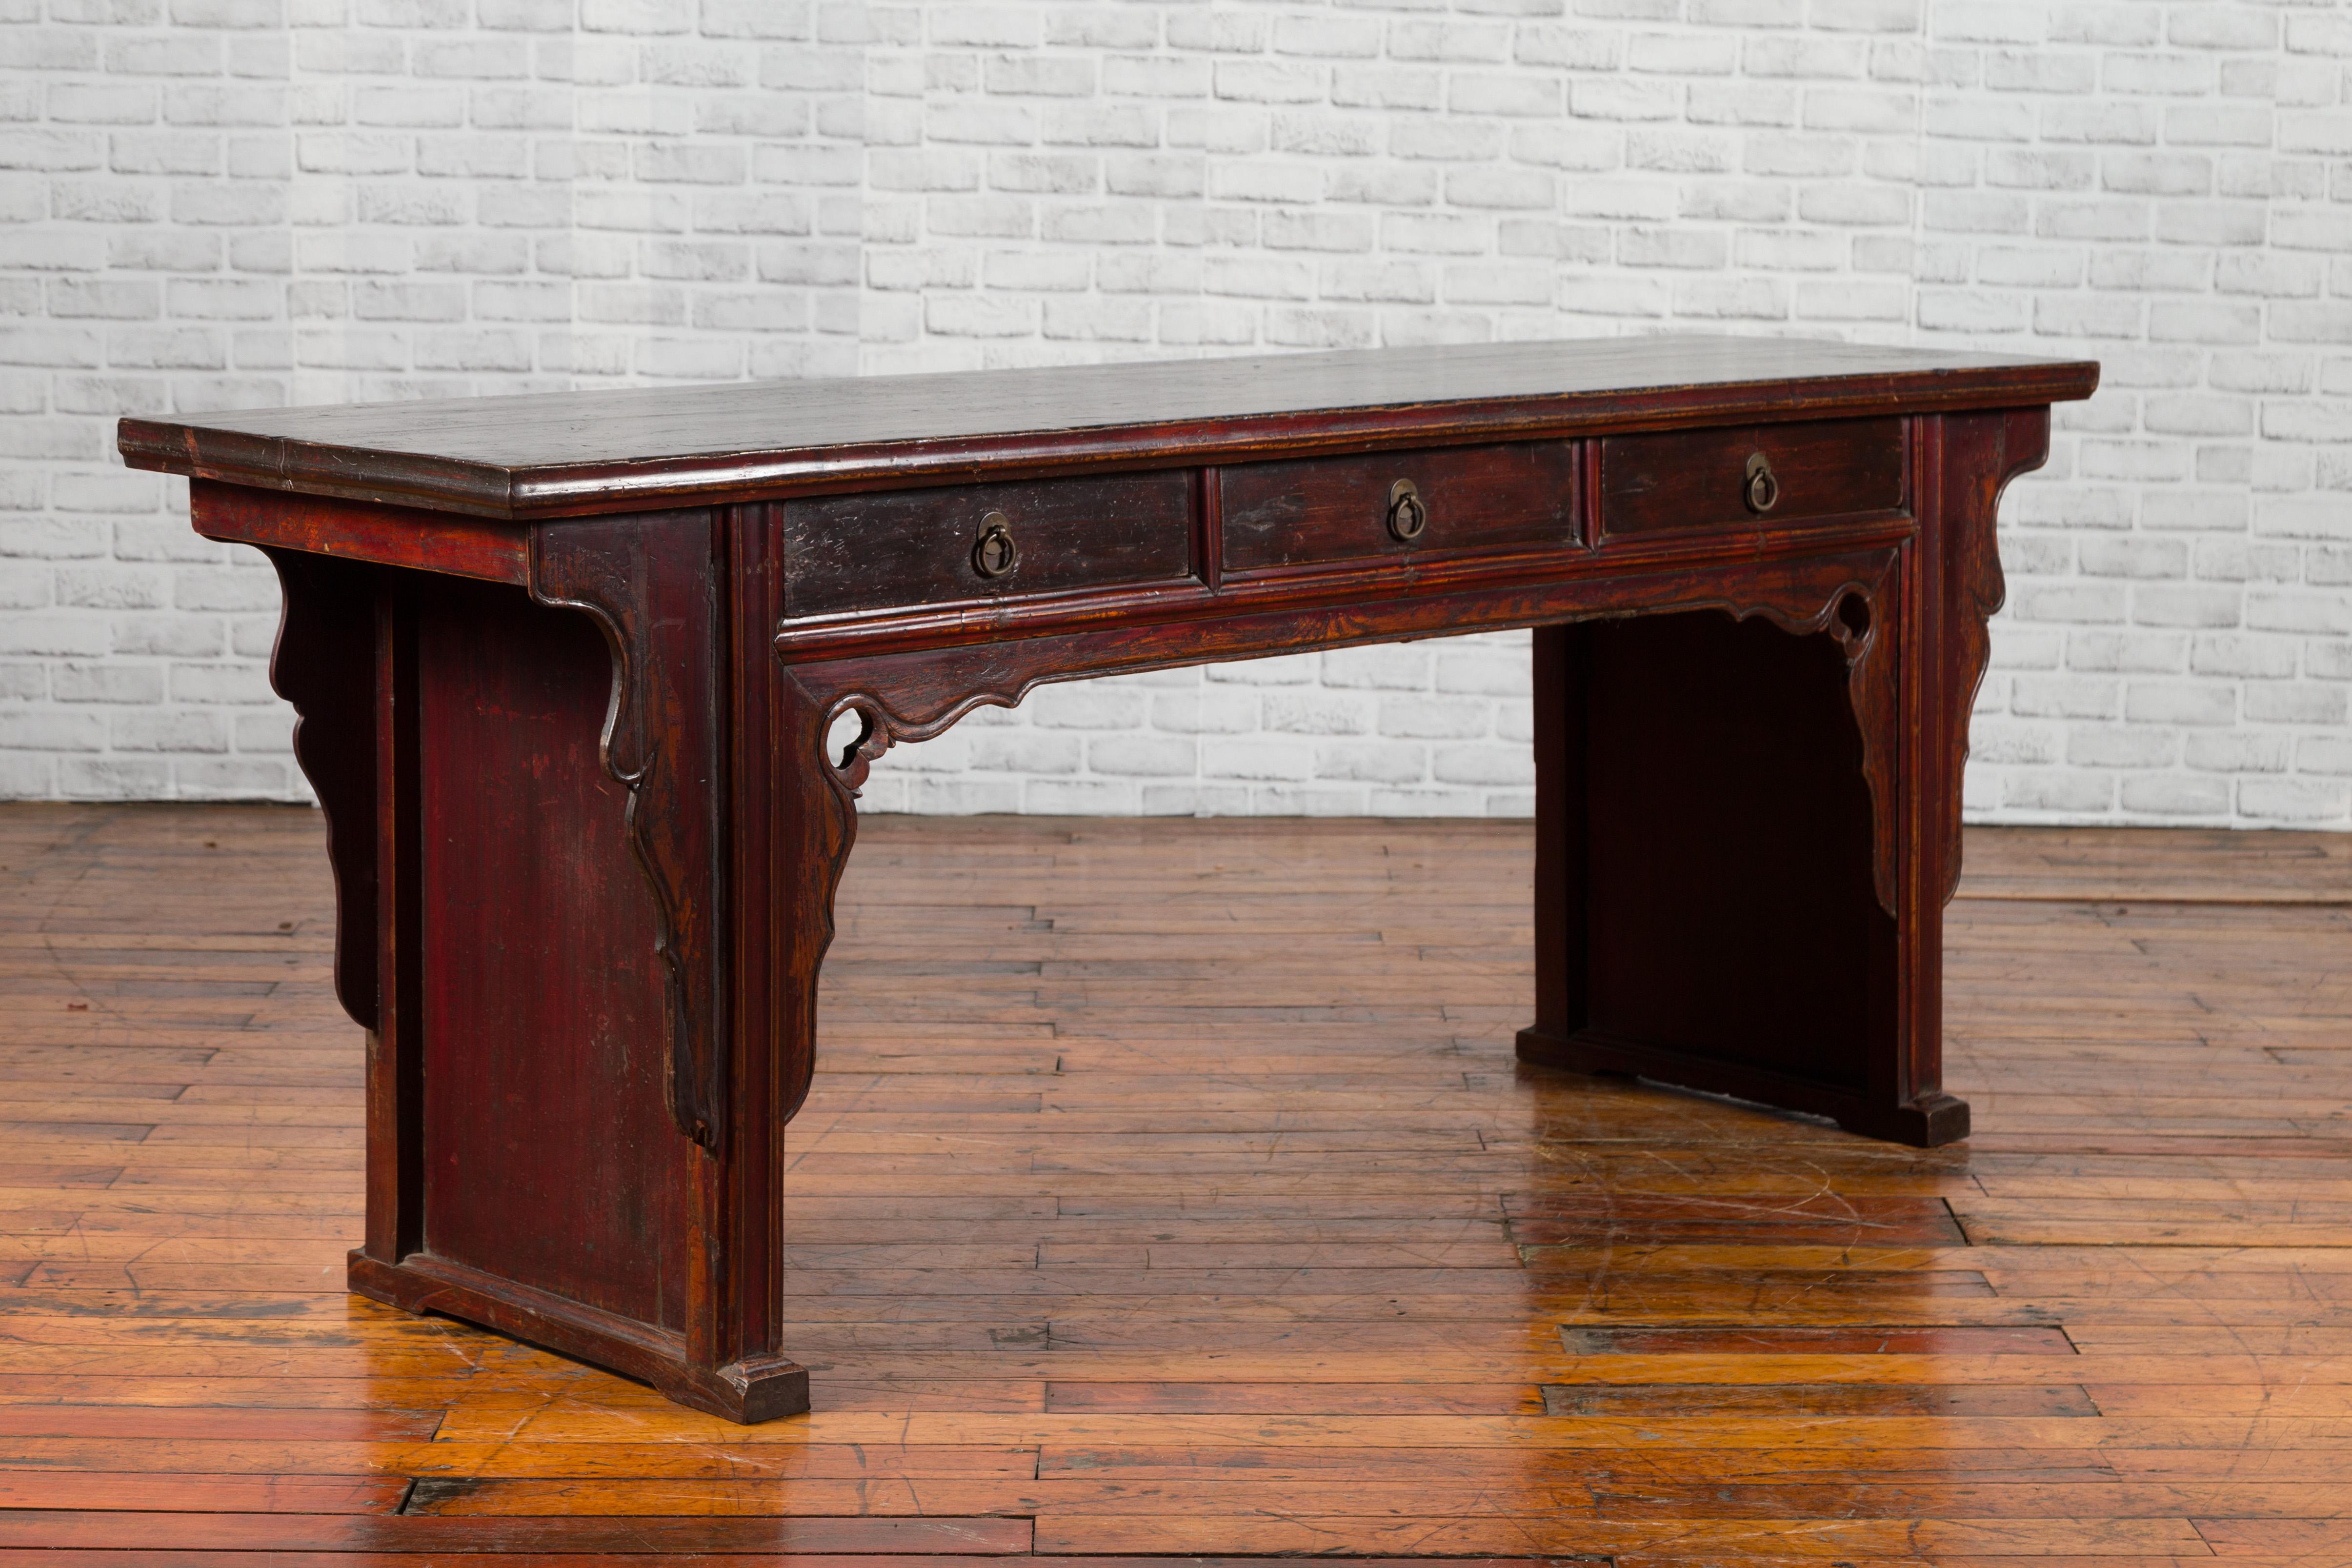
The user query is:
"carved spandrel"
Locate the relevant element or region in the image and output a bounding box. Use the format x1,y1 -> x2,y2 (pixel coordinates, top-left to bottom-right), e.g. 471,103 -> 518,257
1721,571 -> 1902,918
260,546 -> 381,1032
529,513 -> 730,1153
1937,407 -> 2051,905
769,671 -> 867,1128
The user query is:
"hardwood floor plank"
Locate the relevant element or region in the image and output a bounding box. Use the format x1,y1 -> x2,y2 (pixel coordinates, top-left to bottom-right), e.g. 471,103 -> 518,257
0,1474 -> 407,1513
0,1407 -> 443,1440
0,1513 -> 1035,1552
1028,1514 -> 2214,1556
400,1474 -> 2352,1518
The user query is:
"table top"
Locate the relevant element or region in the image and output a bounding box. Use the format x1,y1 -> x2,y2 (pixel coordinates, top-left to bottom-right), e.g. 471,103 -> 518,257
119,336 -> 2098,521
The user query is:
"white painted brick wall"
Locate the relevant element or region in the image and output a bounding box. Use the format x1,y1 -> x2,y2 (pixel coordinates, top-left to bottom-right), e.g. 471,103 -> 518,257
3,0 -> 2346,827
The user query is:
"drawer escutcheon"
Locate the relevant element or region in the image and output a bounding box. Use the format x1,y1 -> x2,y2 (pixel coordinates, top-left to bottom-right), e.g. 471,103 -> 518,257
1743,452 -> 1779,515
971,512 -> 1019,580
1387,479 -> 1427,543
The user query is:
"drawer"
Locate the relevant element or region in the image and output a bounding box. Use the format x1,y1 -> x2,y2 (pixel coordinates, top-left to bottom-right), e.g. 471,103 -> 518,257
781,470 -> 1194,619
1598,417 -> 1905,540
1220,442 -> 1577,575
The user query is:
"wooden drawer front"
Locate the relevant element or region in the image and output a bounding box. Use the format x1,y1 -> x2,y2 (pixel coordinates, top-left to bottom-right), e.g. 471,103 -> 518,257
782,470 -> 1194,619
1599,417 -> 1905,539
1220,442 -> 1577,574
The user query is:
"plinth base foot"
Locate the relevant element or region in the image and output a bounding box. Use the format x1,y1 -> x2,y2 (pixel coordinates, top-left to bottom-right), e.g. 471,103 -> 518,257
348,1249 -> 810,1424
1514,1025 -> 1969,1148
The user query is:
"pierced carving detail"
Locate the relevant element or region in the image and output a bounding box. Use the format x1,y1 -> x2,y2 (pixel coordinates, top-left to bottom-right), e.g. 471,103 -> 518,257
824,702 -> 892,797
530,517 -> 729,1153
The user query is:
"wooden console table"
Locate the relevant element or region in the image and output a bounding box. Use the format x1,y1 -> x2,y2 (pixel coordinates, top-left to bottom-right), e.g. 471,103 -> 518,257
120,338 -> 2098,1422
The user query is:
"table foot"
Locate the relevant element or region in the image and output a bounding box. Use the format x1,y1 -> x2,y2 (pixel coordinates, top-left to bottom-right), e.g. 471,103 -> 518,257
347,1250 -> 811,1424
1514,1025 -> 1970,1148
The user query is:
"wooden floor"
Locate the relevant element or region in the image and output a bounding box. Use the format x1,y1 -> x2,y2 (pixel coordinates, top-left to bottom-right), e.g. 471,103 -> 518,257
1,804 -> 2348,1566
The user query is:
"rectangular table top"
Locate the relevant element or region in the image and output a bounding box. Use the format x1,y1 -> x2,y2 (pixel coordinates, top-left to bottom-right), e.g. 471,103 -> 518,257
119,336 -> 2097,521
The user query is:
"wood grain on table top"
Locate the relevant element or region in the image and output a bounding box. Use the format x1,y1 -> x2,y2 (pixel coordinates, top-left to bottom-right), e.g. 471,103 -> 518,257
117,336 -> 2100,519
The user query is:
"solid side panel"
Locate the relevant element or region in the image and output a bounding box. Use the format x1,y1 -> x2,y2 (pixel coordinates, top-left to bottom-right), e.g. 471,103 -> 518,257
1579,611 -> 1893,1092
413,576 -> 691,1332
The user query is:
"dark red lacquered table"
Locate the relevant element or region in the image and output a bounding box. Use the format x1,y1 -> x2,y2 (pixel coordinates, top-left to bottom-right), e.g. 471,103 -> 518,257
120,337 -> 2099,1421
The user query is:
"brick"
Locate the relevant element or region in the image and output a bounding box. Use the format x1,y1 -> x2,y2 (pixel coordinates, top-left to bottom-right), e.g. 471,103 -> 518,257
1265,307 -> 1373,350
929,6 -> 1037,47
1101,56 -> 1210,100
1261,691 -> 1372,736
2069,724 -> 2177,769
1364,784 -> 1483,816
2116,773 -> 2228,815
1151,688 -> 1258,736
2301,735 -> 2352,775
1043,9 -> 1153,50
1201,738 -> 1315,783
52,662 -> 161,704
1393,19 -> 1513,63
1377,696 -> 1490,741
2238,778 -> 2351,824
1971,717 -> 2063,766
1086,735 -> 1195,777
111,709 -> 227,753
2247,590 -> 2352,637
2246,683 -> 2348,727
1432,744 -> 1533,788
1330,67 -> 1443,113
0,709 -> 105,751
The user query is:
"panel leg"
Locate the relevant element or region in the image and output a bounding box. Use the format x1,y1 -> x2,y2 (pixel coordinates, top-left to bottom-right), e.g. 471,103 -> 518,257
1523,623 -> 1591,1050
323,513 -> 811,1425
368,575 -> 423,1264
1516,609 -> 1965,1147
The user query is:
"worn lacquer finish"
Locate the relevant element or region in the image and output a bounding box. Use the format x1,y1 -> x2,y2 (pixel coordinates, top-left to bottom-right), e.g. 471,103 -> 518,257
147,339 -> 2098,1421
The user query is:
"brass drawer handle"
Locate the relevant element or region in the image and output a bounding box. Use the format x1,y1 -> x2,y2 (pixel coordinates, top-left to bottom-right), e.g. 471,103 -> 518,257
1387,478 -> 1427,543
1744,452 -> 1779,514
972,512 -> 1019,579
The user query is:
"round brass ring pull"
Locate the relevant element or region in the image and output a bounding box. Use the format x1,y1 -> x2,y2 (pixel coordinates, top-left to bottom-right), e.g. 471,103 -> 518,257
1387,478 -> 1427,543
972,512 -> 1019,579
1744,451 -> 1779,514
